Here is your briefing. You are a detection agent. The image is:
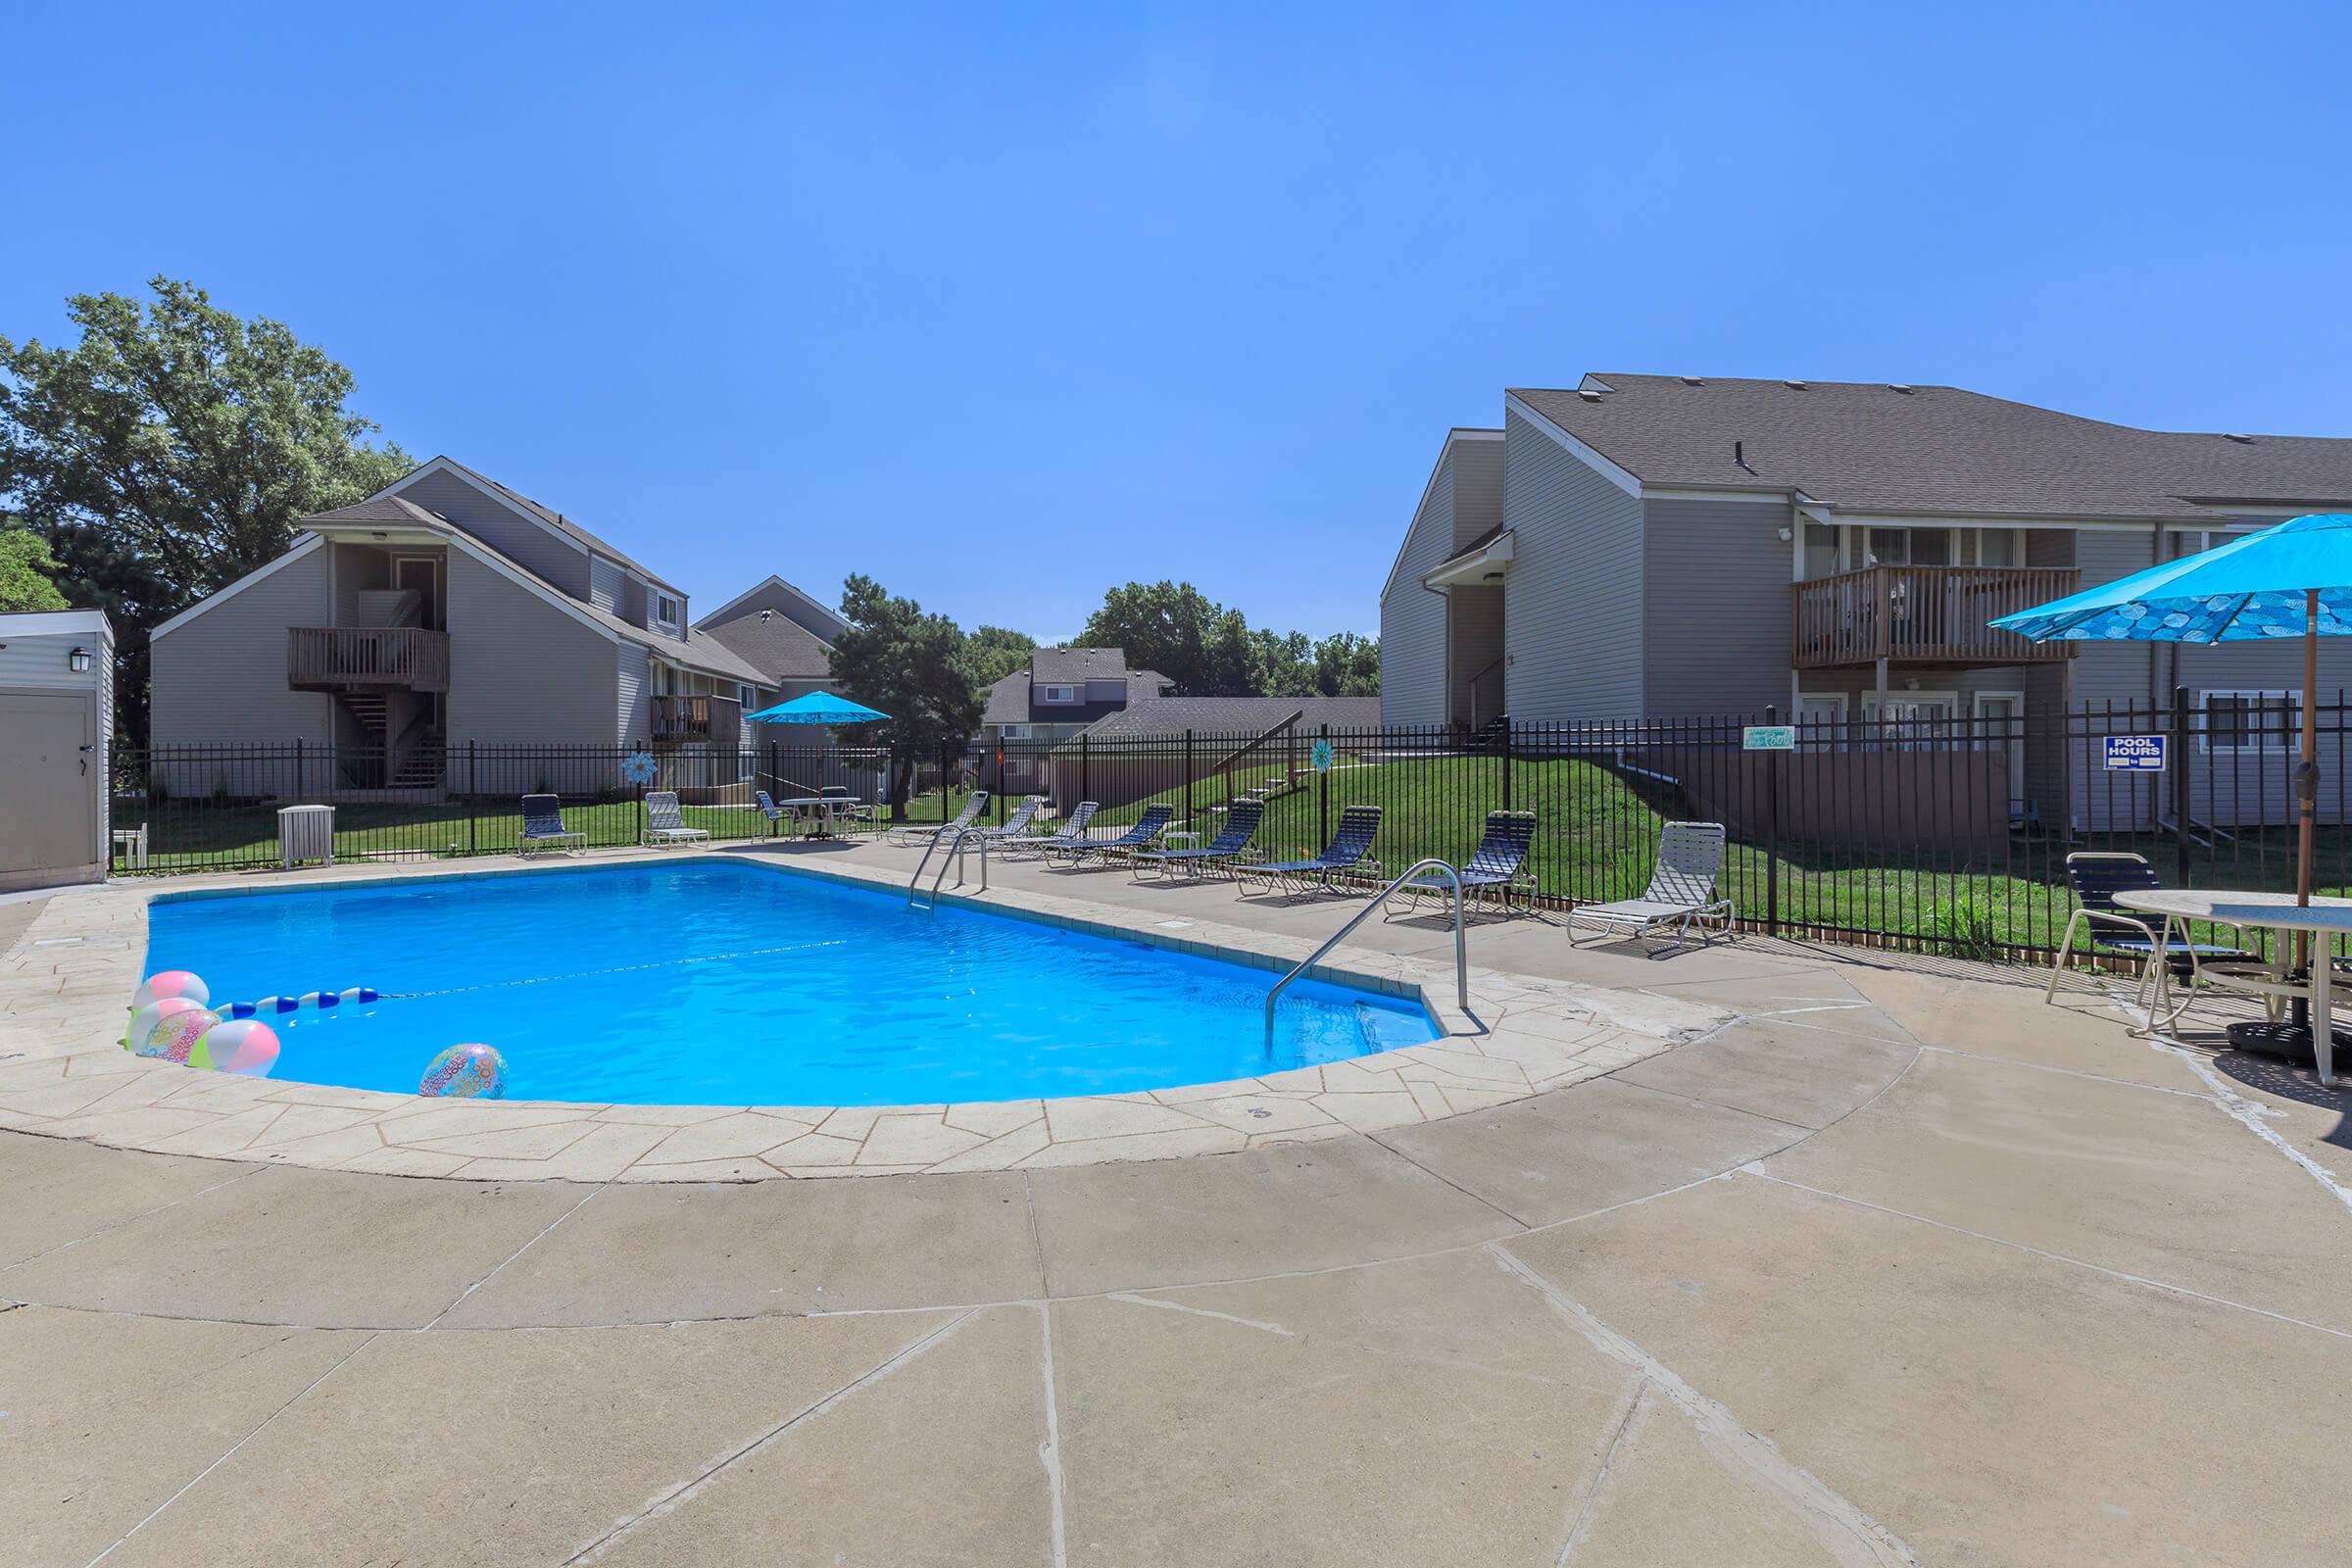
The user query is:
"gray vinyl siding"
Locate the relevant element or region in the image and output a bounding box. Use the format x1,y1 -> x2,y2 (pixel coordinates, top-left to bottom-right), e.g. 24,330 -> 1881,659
442,551 -> 620,771
589,555 -> 625,614
391,468 -> 591,600
0,616 -> 113,870
150,546 -> 335,792
616,641 -> 650,745
1378,445 -> 1456,728
1452,437 -> 1503,549
1641,497 -> 1790,717
1501,410 -> 1643,719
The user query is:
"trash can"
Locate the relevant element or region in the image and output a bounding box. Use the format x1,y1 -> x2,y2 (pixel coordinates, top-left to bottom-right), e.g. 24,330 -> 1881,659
278,804 -> 335,868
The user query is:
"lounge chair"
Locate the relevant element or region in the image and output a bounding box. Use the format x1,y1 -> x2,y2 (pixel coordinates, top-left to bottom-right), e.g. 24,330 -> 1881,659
997,801 -> 1097,858
2044,852 -> 2259,1018
886,791 -> 989,849
1130,800 -> 1264,882
518,793 -> 585,857
1383,810 -> 1537,925
1235,804 -> 1383,898
974,795 -> 1047,844
641,791 -> 710,849
1046,804 -> 1174,867
1565,821 -> 1738,955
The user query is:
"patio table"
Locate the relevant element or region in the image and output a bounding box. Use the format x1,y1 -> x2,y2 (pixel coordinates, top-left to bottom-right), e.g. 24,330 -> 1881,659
2114,888 -> 2352,1084
772,796 -> 863,841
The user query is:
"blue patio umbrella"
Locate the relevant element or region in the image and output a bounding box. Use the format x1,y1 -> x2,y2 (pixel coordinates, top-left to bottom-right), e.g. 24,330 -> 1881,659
744,691 -> 890,725
1991,514 -> 2352,1051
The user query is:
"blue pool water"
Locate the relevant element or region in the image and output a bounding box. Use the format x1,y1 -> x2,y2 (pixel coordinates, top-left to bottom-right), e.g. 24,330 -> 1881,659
144,862 -> 1435,1105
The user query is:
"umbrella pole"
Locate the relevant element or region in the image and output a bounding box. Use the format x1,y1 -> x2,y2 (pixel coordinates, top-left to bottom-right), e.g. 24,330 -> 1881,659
2301,596 -> 2319,917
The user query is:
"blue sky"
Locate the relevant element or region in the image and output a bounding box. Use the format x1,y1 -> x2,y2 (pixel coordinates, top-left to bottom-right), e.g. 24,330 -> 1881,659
7,2 -> 2348,641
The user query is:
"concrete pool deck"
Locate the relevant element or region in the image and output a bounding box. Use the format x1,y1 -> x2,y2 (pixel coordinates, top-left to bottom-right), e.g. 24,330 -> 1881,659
4,837 -> 2350,1564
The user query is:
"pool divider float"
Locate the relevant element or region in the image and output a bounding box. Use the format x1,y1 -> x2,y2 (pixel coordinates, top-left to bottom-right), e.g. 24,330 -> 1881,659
220,986 -> 380,1019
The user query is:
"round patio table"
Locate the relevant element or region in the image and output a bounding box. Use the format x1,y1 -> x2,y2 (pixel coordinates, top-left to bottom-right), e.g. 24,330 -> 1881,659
2114,888 -> 2352,1085
772,797 -> 863,840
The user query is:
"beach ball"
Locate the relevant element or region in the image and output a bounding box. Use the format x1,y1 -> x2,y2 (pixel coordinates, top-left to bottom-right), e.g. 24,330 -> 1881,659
132,971 -> 209,1011
147,1006 -> 221,1066
127,997 -> 206,1056
192,1018 -> 280,1078
419,1043 -> 507,1100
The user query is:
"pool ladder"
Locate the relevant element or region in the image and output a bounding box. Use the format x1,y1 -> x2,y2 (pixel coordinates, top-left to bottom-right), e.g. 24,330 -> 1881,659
1263,858 -> 1469,1050
907,825 -> 991,911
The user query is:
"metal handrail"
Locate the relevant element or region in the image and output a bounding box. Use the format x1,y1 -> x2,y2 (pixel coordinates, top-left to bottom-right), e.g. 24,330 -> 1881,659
1263,858 -> 1468,1047
907,824 -> 991,910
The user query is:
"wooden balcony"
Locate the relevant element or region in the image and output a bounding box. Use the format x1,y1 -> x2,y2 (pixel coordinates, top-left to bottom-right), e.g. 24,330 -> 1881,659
1791,565 -> 2080,669
287,626 -> 450,692
650,693 -> 742,747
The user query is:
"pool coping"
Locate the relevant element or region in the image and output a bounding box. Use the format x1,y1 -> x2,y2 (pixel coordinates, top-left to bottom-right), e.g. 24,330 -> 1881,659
0,845 -> 1729,1180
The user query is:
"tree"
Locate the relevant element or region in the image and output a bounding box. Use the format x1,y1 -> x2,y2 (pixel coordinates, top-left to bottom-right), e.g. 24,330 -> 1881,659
828,573 -> 985,818
1250,626 -> 1317,698
0,277 -> 411,743
0,526 -> 68,611
965,623 -> 1038,688
1311,631 -> 1381,696
1080,580 -> 1260,696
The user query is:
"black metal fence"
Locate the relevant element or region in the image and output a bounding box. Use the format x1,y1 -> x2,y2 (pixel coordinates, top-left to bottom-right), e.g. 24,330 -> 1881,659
113,693 -> 2352,961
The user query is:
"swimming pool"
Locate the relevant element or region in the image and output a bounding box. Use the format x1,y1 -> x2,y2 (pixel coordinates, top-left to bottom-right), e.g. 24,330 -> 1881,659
144,862 -> 1437,1105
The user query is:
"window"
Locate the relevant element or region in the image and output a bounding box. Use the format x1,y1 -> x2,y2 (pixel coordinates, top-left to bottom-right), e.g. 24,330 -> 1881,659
1038,684 -> 1078,704
1002,723 -> 1033,740
1868,527 -> 1951,566
2202,690 -> 2300,753
738,684 -> 756,708
1974,529 -> 2021,567
654,593 -> 683,628
1802,523 -> 1840,578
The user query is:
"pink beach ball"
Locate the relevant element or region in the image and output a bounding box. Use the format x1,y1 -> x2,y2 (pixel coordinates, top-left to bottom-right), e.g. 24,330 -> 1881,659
132,971 -> 209,1010
127,997 -> 205,1056
149,1006 -> 221,1066
193,1019 -> 280,1078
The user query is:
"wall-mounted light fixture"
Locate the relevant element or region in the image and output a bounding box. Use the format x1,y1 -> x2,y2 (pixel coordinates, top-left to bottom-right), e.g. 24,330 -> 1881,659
69,646 -> 92,673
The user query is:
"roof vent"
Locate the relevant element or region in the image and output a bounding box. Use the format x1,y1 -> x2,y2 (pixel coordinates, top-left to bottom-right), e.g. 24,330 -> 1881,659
1578,390 -> 1604,403
1888,383 -> 1916,394
1679,375 -> 1705,386
759,609 -> 775,621
1784,379 -> 1809,391
2223,432 -> 2256,444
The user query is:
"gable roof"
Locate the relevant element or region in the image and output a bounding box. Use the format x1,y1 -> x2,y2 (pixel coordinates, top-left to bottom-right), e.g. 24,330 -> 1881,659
1031,646 -> 1127,684
702,608 -> 837,683
376,457 -> 685,593
982,654 -> 1169,727
1509,377 -> 2352,522
693,574 -> 849,643
1072,695 -> 1382,741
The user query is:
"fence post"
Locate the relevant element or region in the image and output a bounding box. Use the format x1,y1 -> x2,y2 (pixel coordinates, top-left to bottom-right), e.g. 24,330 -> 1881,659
1500,714 -> 1512,815
1081,732 -> 1090,805
1319,722 -> 1330,854
2171,683 -> 2191,888
1764,704 -> 1781,938
1184,730 -> 1194,826
467,741 -> 478,855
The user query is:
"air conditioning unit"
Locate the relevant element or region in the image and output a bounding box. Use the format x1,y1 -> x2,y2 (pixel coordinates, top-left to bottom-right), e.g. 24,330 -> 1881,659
278,805 -> 335,868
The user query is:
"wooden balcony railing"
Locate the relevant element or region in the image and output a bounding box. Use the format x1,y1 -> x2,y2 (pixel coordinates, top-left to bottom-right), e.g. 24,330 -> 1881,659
286,626 -> 450,692
1791,565 -> 2080,669
650,693 -> 742,746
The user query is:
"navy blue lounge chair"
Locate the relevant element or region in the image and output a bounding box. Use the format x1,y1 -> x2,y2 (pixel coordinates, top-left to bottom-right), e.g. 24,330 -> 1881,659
1131,799 -> 1264,881
518,794 -> 585,857
2044,852 -> 2259,1013
1383,810 -> 1537,925
1235,804 -> 1383,897
1047,804 -> 1174,866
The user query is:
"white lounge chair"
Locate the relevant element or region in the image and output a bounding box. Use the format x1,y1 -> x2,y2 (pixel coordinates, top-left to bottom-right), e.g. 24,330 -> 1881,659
642,791 -> 710,849
1566,821 -> 1735,955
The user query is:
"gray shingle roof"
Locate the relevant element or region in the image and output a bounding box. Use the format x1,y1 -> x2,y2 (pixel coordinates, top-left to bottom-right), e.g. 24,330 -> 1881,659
1073,696 -> 1382,741
1031,647 -> 1127,683
703,609 -> 836,683
1511,376 -> 2352,521
430,456 -> 685,592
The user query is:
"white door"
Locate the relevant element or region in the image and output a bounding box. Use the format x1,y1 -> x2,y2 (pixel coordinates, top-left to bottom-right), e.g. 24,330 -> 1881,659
0,692 -> 97,880
1863,694 -> 1956,748
1974,692 -> 2027,812
1797,694 -> 1848,749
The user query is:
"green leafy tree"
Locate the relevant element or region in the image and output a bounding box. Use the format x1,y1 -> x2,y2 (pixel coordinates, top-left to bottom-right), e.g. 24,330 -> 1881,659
0,277 -> 411,743
965,623 -> 1038,688
1080,580 -> 1261,696
1311,630 -> 1381,696
828,573 -> 985,818
0,526 -> 69,611
1250,626 -> 1317,698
